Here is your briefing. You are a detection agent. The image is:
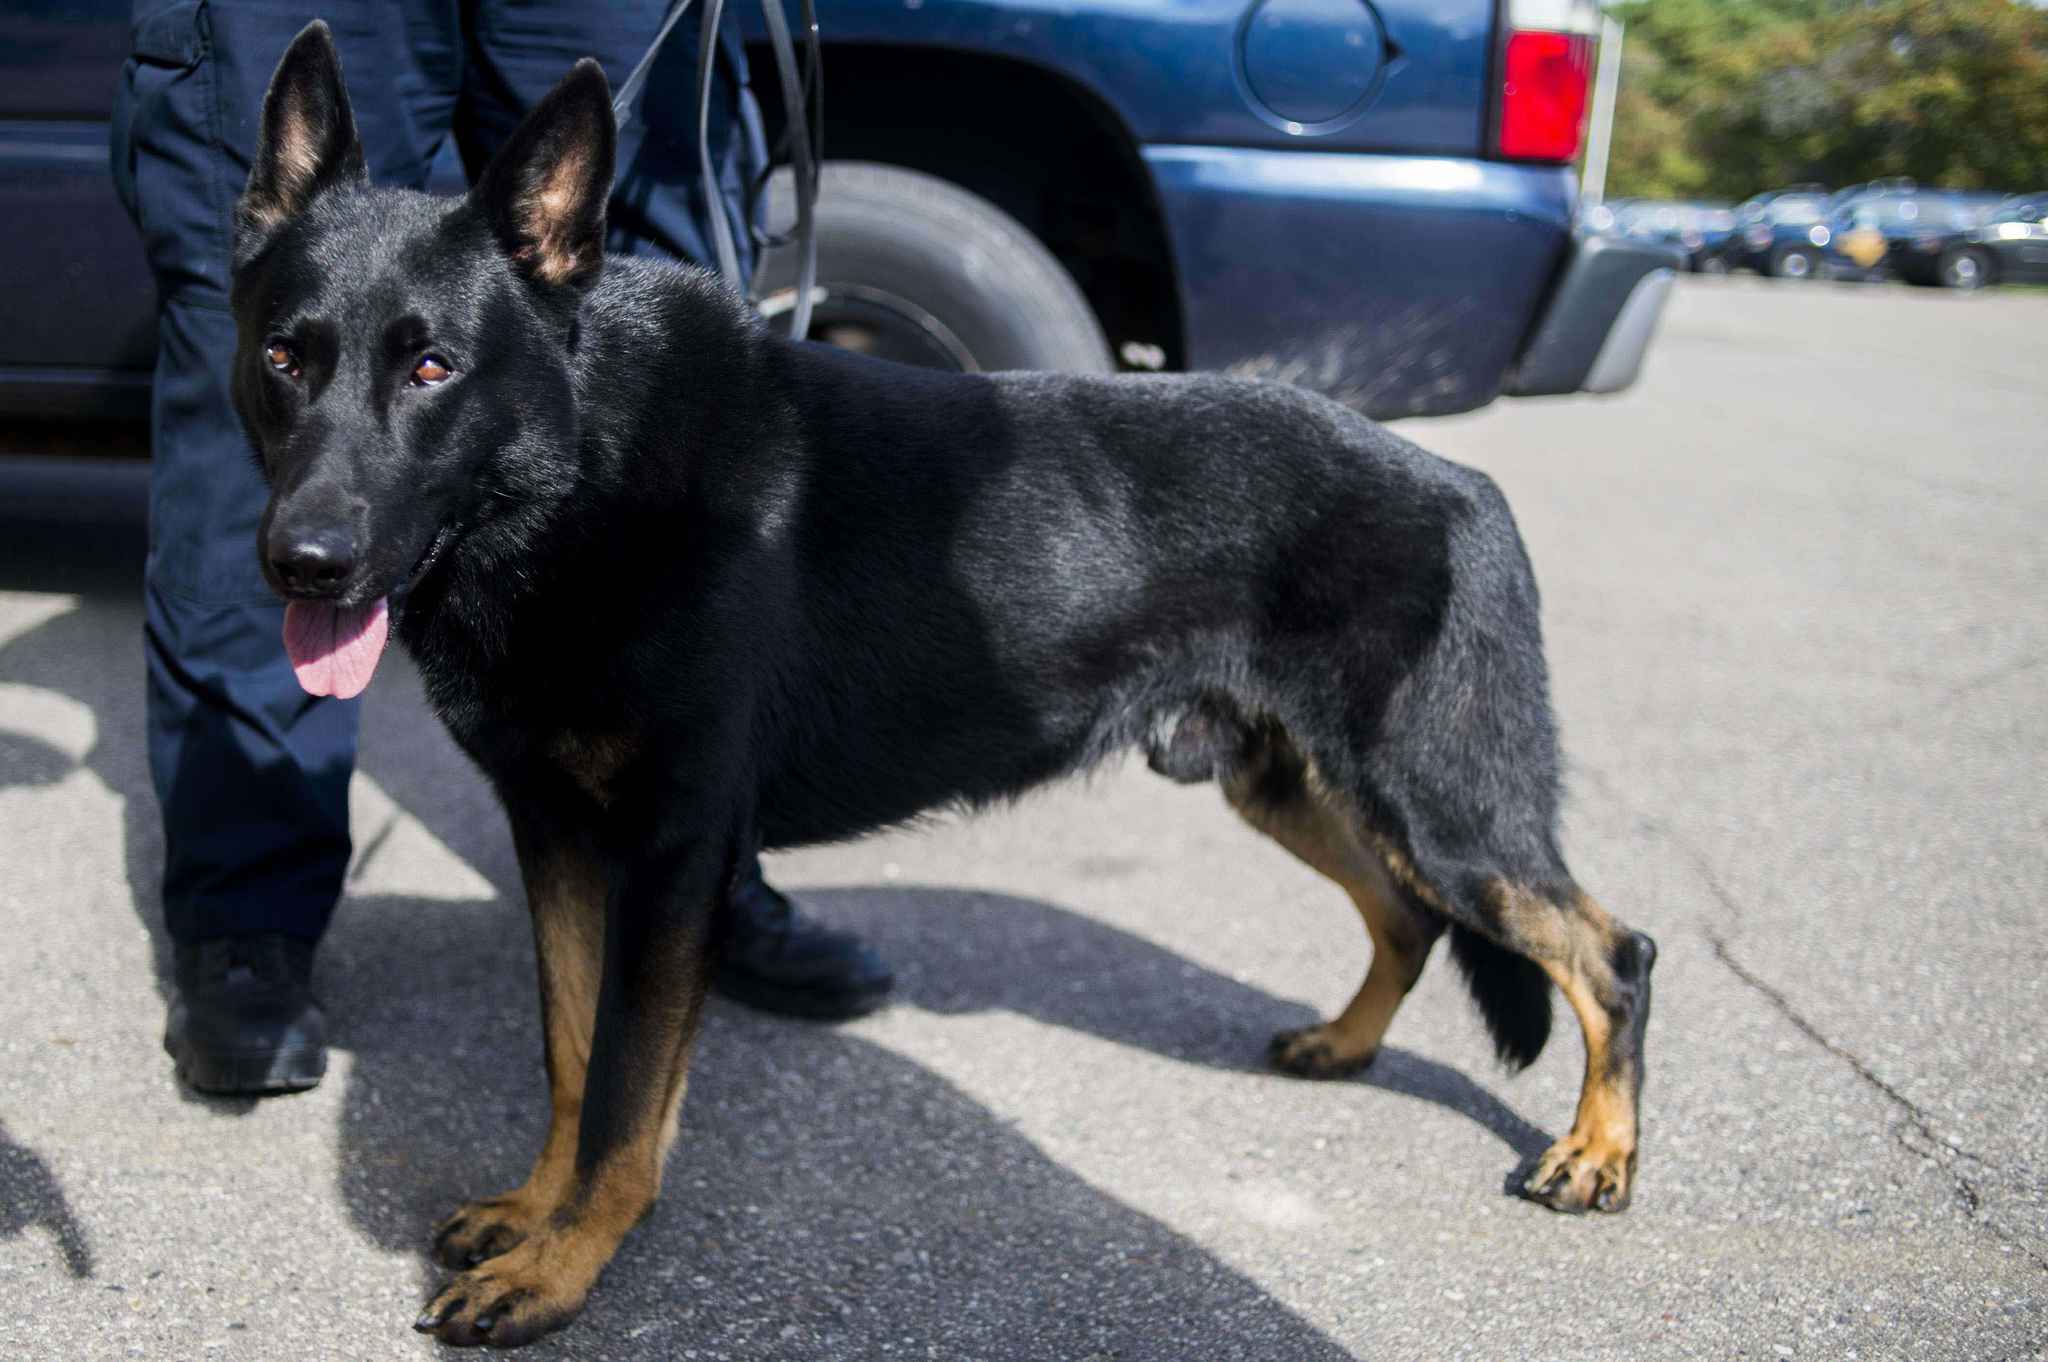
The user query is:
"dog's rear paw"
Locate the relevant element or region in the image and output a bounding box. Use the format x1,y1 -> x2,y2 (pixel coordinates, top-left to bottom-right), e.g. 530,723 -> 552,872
1267,1024 -> 1377,1079
1521,1135 -> 1635,1214
415,1236 -> 590,1349
433,1193 -> 548,1270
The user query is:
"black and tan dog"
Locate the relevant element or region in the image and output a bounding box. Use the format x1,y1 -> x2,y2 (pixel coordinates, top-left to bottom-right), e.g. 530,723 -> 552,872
233,23 -> 1657,1348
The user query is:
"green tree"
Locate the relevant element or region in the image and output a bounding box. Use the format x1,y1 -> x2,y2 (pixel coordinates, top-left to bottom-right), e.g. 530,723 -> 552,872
1603,0 -> 2048,200
1814,0 -> 2048,188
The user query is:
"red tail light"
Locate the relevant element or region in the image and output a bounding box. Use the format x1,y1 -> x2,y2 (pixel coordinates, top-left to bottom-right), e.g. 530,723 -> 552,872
1498,29 -> 1593,162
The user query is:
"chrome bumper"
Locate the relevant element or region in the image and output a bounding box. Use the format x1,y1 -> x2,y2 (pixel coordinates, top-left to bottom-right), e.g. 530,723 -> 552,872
1505,235 -> 1683,397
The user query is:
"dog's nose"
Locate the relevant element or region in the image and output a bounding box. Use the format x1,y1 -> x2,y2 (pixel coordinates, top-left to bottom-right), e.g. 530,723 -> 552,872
270,529 -> 357,597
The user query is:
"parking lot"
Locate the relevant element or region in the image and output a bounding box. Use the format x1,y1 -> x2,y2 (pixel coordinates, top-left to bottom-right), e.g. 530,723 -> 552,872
1,276 -> 2043,1360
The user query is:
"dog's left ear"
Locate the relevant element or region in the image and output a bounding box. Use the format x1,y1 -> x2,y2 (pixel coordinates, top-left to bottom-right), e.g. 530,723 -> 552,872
470,59 -> 616,290
236,21 -> 366,267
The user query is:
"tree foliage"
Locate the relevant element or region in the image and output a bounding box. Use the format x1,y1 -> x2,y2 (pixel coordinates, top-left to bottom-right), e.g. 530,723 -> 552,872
1604,0 -> 2048,199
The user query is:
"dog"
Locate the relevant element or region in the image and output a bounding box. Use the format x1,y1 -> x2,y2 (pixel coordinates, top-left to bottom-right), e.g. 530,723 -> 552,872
232,23 -> 1657,1348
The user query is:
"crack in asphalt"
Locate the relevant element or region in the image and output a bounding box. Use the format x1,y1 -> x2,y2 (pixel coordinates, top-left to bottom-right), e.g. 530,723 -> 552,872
1572,762 -> 2048,1274
1703,930 -> 2047,1275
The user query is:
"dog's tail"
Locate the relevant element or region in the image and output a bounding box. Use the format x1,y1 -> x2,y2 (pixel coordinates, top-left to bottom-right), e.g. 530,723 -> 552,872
1448,924 -> 1551,1070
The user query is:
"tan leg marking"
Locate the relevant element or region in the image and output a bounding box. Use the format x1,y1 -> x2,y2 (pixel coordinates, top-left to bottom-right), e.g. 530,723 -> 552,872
421,876 -> 715,1347
420,1000 -> 706,1348
418,1181 -> 641,1348
433,840 -> 606,1270
1225,758 -> 1440,1079
1510,888 -> 1641,1214
1362,829 -> 1447,915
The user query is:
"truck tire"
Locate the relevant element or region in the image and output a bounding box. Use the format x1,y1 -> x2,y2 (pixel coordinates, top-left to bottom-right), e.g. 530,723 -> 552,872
755,162 -> 1113,373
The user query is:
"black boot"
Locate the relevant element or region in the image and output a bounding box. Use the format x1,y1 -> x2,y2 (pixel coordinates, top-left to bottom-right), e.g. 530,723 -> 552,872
715,869 -> 894,1021
164,934 -> 326,1095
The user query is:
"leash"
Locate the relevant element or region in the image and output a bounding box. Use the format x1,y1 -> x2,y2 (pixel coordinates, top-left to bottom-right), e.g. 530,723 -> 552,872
611,0 -> 821,341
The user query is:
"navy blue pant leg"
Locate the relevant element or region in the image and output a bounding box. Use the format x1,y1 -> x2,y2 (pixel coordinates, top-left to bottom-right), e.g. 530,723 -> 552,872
112,2 -> 449,946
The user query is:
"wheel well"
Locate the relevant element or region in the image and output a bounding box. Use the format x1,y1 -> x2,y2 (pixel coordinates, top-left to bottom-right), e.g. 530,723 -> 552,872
746,42 -> 1185,370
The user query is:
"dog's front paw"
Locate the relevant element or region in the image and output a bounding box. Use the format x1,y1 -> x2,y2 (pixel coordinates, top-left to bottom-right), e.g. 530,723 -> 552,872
1521,1134 -> 1635,1214
1267,1024 -> 1377,1079
432,1192 -> 550,1270
414,1235 -> 592,1349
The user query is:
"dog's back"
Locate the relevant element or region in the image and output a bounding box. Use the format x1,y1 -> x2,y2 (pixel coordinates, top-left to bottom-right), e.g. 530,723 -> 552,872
732,336 -> 1508,845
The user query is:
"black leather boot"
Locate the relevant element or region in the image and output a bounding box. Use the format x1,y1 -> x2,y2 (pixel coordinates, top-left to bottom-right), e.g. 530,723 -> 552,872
715,869 -> 894,1021
164,934 -> 326,1094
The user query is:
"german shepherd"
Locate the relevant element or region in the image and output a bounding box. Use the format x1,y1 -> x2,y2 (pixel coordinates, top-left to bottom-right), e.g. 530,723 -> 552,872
233,23 -> 1657,1348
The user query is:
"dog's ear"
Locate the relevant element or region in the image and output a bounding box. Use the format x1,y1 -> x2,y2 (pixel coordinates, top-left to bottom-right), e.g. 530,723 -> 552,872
469,59 -> 616,290
235,21 -> 365,266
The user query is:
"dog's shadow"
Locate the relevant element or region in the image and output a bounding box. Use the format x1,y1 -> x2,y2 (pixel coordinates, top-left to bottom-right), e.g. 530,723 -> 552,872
315,876 -> 1552,1359
796,885 -> 1555,1157
327,880 -> 1530,1360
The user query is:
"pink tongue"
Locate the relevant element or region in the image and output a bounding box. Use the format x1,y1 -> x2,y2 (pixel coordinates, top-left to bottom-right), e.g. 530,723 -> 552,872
283,598 -> 390,699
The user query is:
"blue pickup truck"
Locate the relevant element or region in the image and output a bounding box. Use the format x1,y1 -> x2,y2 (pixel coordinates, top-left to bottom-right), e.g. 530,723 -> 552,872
3,0 -> 1673,425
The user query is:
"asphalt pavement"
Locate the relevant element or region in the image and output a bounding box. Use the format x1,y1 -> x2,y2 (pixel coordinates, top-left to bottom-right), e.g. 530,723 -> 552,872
1,277 -> 2044,1360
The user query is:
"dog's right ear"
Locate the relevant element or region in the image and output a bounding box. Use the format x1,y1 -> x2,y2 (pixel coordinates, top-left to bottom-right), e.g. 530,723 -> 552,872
235,21 -> 365,268
468,59 -> 616,291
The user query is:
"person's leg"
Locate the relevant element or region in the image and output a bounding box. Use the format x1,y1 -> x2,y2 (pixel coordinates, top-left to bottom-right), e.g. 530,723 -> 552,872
111,1 -> 455,1092
459,2 -> 890,1020
718,861 -> 895,1020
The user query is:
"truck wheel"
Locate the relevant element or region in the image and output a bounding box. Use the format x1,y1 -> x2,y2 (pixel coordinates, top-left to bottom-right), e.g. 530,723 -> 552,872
755,162 -> 1113,373
1768,245 -> 1820,280
1938,246 -> 1991,291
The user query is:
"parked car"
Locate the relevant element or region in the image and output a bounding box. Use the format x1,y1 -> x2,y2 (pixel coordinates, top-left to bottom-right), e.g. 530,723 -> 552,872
4,0 -> 1676,429
1820,179 -> 1918,281
1823,189 -> 1992,285
1708,185 -> 1834,279
1879,191 -> 2039,289
1960,193 -> 2048,287
1598,199 -> 1736,272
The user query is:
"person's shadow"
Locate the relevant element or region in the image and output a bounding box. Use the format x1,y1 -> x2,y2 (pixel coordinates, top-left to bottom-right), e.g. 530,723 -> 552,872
0,477 -> 1551,1357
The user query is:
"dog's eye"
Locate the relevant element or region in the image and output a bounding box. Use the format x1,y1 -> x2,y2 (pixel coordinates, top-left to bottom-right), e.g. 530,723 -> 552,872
265,339 -> 301,379
411,354 -> 453,387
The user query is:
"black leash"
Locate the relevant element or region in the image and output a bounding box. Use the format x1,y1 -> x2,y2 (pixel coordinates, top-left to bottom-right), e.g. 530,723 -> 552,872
611,0 -> 821,339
